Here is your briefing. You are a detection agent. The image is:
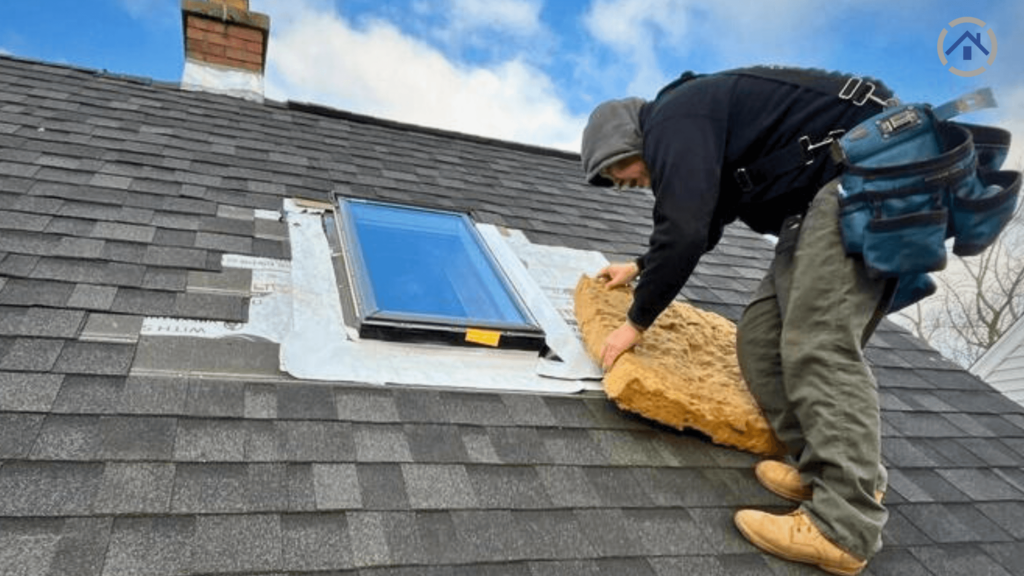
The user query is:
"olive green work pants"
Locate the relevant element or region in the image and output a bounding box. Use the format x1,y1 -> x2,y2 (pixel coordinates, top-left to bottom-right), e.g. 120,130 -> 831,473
736,179 -> 891,560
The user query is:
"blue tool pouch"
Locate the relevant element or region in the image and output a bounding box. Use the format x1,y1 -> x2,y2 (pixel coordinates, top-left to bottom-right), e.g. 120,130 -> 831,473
831,89 -> 1021,313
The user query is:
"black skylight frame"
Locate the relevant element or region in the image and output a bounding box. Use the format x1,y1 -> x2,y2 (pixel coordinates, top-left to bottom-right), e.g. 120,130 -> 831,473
331,198 -> 547,351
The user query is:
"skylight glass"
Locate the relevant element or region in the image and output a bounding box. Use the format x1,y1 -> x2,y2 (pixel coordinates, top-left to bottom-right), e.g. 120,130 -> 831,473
336,199 -> 544,350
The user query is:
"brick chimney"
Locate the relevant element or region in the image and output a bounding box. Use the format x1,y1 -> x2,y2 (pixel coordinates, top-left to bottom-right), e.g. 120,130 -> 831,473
181,0 -> 270,102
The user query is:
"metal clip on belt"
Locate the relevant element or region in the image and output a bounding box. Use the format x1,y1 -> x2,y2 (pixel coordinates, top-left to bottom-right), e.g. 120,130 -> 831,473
733,74 -> 898,193
839,77 -> 898,108
799,130 -> 846,164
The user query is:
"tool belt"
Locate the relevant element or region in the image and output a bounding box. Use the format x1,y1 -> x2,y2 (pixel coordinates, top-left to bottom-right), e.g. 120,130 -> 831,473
831,88 -> 1021,312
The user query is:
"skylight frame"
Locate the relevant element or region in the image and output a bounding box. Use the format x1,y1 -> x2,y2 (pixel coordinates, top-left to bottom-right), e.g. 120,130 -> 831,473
332,198 -> 546,351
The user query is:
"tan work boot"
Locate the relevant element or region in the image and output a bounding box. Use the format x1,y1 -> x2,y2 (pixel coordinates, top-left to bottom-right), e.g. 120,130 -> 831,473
734,509 -> 867,576
755,461 -> 886,503
755,460 -> 812,502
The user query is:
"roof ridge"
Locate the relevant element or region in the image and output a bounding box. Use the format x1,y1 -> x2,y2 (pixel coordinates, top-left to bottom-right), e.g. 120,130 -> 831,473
0,54 -> 581,164
0,53 -> 179,89
286,100 -> 581,162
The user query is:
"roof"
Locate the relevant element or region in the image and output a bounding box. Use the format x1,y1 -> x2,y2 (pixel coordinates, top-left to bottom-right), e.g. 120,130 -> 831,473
971,317 -> 1024,406
1,54 -> 1023,576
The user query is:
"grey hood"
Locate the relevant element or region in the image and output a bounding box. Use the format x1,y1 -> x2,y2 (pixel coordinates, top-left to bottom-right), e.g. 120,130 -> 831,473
580,97 -> 646,187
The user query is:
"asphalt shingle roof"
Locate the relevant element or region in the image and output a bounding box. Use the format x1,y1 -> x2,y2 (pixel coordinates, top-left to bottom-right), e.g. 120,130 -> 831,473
1,54 -> 1023,575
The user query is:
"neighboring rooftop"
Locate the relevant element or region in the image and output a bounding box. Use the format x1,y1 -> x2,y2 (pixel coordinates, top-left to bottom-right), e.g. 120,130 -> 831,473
1,54 -> 1024,576
972,316 -> 1024,407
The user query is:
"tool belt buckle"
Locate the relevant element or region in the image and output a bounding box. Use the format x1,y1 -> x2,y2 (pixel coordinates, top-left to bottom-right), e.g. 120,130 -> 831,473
840,77 -> 898,108
800,130 -> 846,164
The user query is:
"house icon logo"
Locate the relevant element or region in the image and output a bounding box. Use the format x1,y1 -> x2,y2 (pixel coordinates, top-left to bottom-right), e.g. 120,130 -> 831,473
937,17 -> 997,77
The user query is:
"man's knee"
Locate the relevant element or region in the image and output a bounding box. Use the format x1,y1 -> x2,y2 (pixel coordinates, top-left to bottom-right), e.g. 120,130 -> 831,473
737,298 -> 781,387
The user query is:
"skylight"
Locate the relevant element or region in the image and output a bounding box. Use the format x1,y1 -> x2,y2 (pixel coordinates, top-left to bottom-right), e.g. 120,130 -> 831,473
333,199 -> 546,351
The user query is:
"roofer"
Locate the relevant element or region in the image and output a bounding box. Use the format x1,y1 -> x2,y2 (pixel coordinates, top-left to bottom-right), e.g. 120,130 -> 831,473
581,67 -> 897,576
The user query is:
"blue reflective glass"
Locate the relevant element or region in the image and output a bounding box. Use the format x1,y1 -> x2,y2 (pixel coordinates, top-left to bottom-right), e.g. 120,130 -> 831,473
346,201 -> 529,325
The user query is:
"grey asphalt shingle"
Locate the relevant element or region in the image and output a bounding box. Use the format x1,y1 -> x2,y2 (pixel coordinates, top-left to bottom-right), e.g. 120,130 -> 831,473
171,463 -> 250,514
1,54 -> 1023,576
462,427 -> 502,464
276,420 -> 355,462
487,426 -> 549,464
312,463 -> 363,510
66,283 -> 118,310
910,544 -> 1016,576
194,230 -> 252,253
141,267 -> 189,291
173,418 -> 248,462
0,413 -> 45,458
0,461 -> 105,516
0,278 -> 74,307
466,465 -> 551,509
281,512 -> 353,571
354,423 -> 413,462
402,464 -> 477,509
102,516 -> 196,576
98,415 -> 177,460
142,245 -> 208,268
0,337 -> 64,371
536,466 -> 602,508
100,240 -> 147,264
405,423 -> 474,463
109,287 -> 176,316
118,375 -> 187,415
52,341 -> 134,375
172,291 -> 247,321
357,463 -> 411,510
335,388 -> 400,423
0,253 -> 41,277
0,519 -> 64,576
47,517 -> 113,576
93,462 -> 176,514
30,414 -> 103,460
0,371 -> 63,411
244,383 -> 278,419
182,379 -> 245,418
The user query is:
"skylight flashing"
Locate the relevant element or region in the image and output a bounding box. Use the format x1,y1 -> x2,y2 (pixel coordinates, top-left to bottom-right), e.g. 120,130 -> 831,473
138,198 -> 603,392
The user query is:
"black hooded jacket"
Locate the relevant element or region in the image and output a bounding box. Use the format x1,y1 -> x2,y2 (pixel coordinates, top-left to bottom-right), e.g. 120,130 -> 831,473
628,67 -> 893,329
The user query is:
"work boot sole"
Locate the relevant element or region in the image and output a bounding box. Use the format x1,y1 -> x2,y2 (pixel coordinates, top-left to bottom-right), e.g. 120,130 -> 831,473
734,512 -> 865,576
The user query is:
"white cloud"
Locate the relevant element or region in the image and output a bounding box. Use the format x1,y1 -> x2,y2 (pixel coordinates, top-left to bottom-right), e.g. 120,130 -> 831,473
256,0 -> 584,150
447,0 -> 542,36
582,0 -> 689,95
999,85 -> 1024,170
581,0 -> 839,96
0,47 -> 9,56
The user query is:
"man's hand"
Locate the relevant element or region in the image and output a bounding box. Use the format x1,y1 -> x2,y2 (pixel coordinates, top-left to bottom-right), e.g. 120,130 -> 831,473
597,261 -> 640,289
600,322 -> 643,371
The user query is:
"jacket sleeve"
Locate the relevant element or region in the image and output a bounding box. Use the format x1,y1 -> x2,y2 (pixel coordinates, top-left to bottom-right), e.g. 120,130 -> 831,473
628,110 -> 726,329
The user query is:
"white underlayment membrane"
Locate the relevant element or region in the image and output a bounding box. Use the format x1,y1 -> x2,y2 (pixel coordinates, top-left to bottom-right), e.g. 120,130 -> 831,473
141,200 -> 606,393
181,59 -> 264,103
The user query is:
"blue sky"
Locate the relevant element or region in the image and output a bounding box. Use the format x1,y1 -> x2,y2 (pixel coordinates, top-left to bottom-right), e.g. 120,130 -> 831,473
1,0 -> 1021,159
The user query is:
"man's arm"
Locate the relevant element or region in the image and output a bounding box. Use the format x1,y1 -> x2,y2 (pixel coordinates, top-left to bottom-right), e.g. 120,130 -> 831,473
628,110 -> 726,329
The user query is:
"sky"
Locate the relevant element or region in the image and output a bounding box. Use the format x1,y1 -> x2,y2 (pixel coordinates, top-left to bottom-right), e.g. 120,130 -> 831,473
0,0 -> 1022,162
